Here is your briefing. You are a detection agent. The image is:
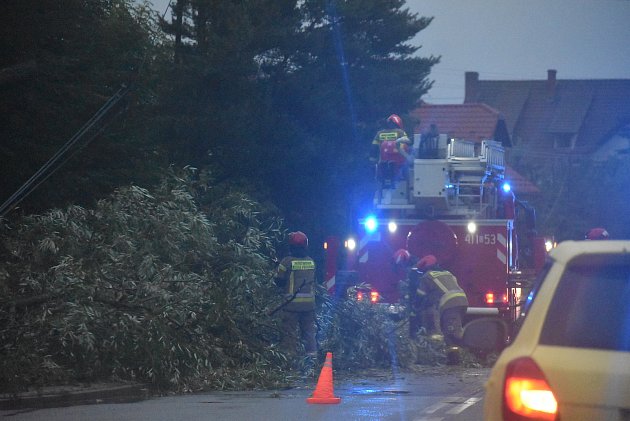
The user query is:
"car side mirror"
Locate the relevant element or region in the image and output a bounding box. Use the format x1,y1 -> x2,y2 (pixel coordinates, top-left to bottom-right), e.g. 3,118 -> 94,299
462,318 -> 508,353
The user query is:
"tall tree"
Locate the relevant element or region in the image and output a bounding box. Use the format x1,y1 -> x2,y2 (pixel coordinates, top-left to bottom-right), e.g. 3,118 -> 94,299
158,0 -> 438,240
260,0 -> 438,238
0,0 -> 164,216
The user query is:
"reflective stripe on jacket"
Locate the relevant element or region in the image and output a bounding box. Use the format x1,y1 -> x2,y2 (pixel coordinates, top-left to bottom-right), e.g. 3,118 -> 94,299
276,256 -> 316,311
418,270 -> 468,311
372,128 -> 408,145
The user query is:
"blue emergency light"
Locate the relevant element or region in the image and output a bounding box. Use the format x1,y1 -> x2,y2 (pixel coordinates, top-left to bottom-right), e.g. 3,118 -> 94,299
364,215 -> 378,233
502,182 -> 511,193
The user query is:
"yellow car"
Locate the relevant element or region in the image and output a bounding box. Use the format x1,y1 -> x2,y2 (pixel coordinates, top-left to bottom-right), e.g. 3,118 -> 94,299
464,240 -> 630,420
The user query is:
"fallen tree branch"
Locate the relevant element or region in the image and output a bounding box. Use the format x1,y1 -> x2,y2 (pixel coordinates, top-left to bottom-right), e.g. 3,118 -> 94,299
0,293 -> 53,310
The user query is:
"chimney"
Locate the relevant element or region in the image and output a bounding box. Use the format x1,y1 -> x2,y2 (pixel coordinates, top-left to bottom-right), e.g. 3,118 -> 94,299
547,69 -> 557,97
464,72 -> 479,103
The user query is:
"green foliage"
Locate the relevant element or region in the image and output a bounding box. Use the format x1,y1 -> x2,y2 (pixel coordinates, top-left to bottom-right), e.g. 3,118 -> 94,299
0,0 -> 449,392
0,168 -> 485,393
0,172 -> 289,392
257,0 -> 438,237
1,0 -> 438,248
154,0 -> 438,241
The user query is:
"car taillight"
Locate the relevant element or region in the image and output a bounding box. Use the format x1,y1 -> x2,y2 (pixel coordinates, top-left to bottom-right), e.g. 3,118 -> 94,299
503,357 -> 558,421
370,291 -> 379,303
356,291 -> 364,301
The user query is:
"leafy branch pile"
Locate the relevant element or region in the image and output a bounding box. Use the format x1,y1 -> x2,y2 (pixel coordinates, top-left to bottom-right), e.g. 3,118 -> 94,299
0,173 -> 288,393
0,172 -> 458,393
317,287 -> 446,371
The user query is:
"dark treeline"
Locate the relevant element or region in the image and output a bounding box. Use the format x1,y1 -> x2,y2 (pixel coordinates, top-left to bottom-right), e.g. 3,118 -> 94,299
0,0 -> 438,243
0,0 -> 445,392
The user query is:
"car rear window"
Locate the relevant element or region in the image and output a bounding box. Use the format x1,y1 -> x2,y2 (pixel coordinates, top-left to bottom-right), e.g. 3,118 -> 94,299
539,254 -> 630,352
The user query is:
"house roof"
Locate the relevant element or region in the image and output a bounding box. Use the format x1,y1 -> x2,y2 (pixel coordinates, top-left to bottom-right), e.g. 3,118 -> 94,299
409,103 -> 511,146
505,166 -> 540,194
464,71 -> 630,153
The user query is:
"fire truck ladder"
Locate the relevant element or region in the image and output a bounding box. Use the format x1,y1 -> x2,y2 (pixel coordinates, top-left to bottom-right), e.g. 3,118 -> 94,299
446,139 -> 505,217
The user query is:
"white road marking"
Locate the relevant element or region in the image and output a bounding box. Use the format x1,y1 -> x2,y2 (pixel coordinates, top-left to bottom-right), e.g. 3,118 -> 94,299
413,395 -> 483,420
423,400 -> 448,414
446,397 -> 481,414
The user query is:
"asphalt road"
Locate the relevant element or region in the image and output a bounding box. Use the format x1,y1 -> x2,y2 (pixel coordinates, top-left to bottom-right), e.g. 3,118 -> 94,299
0,366 -> 488,420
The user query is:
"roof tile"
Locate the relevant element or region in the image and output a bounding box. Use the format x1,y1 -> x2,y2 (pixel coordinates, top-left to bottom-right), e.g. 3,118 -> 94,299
410,103 -> 506,143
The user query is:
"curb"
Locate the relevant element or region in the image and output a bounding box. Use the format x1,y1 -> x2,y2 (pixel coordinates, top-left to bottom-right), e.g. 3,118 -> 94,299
0,383 -> 150,410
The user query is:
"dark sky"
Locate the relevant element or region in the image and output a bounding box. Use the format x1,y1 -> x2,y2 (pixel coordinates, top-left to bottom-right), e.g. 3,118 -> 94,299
148,0 -> 630,103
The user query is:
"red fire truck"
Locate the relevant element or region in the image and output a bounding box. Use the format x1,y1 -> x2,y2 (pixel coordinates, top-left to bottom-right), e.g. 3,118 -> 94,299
324,134 -> 550,327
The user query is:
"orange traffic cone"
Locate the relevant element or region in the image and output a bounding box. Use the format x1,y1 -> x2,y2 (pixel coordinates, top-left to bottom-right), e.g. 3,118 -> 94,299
306,352 -> 341,404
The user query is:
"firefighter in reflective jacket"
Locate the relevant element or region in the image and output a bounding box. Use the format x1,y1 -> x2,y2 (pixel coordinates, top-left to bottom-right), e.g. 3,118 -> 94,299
274,231 -> 317,363
371,114 -> 412,196
370,114 -> 412,163
414,255 -> 468,347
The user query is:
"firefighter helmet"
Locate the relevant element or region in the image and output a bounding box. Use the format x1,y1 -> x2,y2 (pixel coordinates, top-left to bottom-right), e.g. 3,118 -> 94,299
288,231 -> 309,247
393,248 -> 411,265
417,254 -> 437,270
387,114 -> 404,129
585,227 -> 610,240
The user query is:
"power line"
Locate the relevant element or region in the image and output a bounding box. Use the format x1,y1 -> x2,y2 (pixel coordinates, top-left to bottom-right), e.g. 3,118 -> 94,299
0,1 -> 173,218
0,85 -> 131,218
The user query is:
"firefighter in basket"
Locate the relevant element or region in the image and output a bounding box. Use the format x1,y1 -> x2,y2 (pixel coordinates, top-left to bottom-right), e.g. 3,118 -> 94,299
370,114 -> 412,191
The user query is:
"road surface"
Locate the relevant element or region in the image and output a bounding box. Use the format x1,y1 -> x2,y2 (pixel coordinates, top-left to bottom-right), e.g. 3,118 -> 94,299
0,366 -> 488,420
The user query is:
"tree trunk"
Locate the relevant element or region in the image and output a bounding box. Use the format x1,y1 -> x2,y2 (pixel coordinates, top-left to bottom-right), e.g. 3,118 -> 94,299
173,0 -> 185,64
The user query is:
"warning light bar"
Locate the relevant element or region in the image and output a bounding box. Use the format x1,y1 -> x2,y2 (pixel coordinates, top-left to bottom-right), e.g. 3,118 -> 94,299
356,290 -> 380,303
485,292 -> 508,304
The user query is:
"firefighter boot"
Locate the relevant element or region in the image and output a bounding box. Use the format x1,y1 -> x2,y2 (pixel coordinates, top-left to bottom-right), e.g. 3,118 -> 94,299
446,346 -> 461,365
